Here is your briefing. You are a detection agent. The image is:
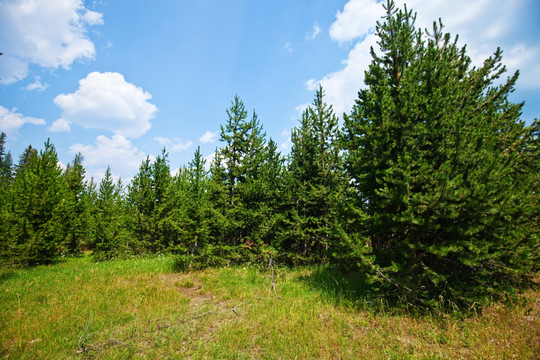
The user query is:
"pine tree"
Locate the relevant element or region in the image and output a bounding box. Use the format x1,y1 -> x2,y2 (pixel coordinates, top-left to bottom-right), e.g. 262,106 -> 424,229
127,150 -> 173,253
186,146 -> 211,252
174,146 -> 218,269
217,97 -> 262,250
62,153 -> 90,254
0,132 -> 13,183
127,156 -> 155,252
0,132 -> 13,262
92,167 -> 129,259
152,149 -> 173,250
284,85 -> 346,264
343,0 -> 539,304
219,96 -> 251,207
6,140 -> 66,265
197,96 -> 283,264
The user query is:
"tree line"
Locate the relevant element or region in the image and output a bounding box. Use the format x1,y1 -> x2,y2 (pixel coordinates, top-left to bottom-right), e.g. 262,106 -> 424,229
1,1 -> 538,306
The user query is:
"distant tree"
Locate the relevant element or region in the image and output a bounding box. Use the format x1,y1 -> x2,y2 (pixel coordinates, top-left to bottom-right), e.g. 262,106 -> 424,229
215,97 -> 285,261
152,149 -> 174,250
127,150 -> 173,253
92,167 -> 129,259
185,146 -> 212,253
62,153 -> 90,254
0,133 -> 13,262
174,146 -> 217,269
127,156 -> 155,252
216,97 -> 261,250
0,132 -> 13,183
343,0 -> 540,304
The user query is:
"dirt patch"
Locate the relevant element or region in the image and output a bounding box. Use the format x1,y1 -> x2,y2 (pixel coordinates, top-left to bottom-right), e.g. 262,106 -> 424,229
157,273 -> 212,303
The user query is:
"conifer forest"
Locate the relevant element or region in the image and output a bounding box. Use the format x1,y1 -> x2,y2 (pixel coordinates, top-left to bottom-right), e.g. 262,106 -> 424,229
1,1 -> 538,309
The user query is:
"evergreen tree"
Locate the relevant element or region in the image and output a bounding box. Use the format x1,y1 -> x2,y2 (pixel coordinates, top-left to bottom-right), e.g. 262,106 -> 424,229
215,96 -> 283,261
127,156 -> 155,252
343,0 -> 539,304
6,140 -> 66,265
186,146 -> 211,252
127,151 -> 173,253
217,97 -> 261,250
92,167 -> 129,259
174,147 -> 217,269
152,149 -> 174,250
0,132 -> 13,183
284,85 -> 346,263
0,133 -> 13,262
62,153 -> 90,254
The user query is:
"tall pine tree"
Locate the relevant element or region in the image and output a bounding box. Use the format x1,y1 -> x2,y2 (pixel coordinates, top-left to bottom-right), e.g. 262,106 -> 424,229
6,140 -> 66,265
284,85 -> 346,264
344,0 -> 539,304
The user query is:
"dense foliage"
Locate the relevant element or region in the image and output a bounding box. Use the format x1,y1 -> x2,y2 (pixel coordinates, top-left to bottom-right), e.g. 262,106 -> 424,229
343,0 -> 539,304
1,0 -> 537,306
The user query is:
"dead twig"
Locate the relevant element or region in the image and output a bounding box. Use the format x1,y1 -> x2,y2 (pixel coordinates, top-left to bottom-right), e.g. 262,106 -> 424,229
269,257 -> 279,298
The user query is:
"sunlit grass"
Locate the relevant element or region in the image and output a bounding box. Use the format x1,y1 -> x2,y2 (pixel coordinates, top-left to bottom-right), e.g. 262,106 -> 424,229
1,255 -> 538,359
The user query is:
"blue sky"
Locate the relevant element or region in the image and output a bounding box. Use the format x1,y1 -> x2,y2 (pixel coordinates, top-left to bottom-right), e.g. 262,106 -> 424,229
1,0 -> 539,182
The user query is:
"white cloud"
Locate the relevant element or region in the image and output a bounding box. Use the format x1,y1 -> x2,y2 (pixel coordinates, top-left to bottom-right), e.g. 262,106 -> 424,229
199,131 -> 217,144
0,105 -> 45,135
0,0 -> 103,84
309,0 -> 539,117
285,42 -> 293,53
25,76 -> 48,92
172,141 -> 192,152
54,72 -> 157,138
155,136 -> 193,152
505,44 -> 540,89
204,152 -> 216,170
279,128 -> 292,151
329,0 -> 384,43
49,118 -> 71,132
308,34 -> 378,115
294,103 -> 310,118
308,22 -> 322,40
70,134 -> 148,182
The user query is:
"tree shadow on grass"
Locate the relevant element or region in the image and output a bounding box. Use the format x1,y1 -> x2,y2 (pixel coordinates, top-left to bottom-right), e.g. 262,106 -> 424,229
0,270 -> 17,284
299,265 -> 540,317
298,266 -> 401,313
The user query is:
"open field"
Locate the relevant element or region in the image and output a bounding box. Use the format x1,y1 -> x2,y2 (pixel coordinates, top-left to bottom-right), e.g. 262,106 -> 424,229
0,255 -> 538,359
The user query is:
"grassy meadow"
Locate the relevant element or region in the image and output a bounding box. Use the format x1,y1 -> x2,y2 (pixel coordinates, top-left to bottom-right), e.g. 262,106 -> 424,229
0,255 -> 538,359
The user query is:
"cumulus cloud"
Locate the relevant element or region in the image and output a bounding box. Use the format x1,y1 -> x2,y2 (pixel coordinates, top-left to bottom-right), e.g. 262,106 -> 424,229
70,134 -> 148,182
199,131 -> 217,144
0,105 -> 45,135
53,72 -> 157,138
0,0 -> 103,84
309,0 -> 538,117
155,136 -> 193,152
25,76 -> 48,92
49,118 -> 71,132
307,34 -> 378,115
329,0 -> 384,43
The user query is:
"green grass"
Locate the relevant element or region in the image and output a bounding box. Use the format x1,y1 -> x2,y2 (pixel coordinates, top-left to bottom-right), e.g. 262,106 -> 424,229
1,255 -> 538,359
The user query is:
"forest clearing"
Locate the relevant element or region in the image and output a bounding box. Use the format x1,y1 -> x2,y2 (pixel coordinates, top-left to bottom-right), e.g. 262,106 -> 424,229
1,1 -> 539,358
1,255 -> 539,359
